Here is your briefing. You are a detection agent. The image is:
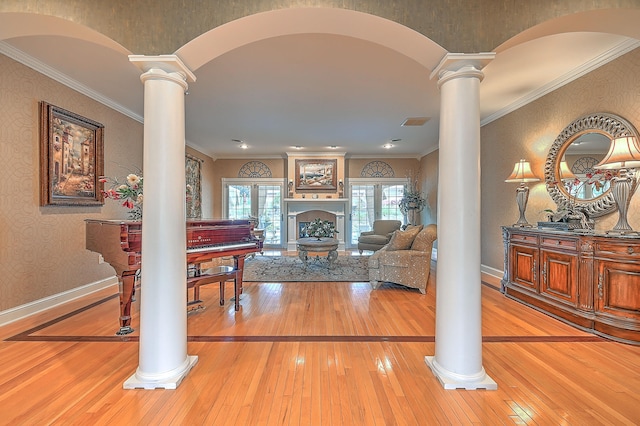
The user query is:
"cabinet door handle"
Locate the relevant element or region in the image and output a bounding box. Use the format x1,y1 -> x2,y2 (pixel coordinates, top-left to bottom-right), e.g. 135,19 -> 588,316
598,273 -> 604,299
532,259 -> 537,282
542,264 -> 546,284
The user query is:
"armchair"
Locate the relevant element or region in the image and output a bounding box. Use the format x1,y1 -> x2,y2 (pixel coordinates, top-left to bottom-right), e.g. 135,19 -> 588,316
368,224 -> 437,294
357,220 -> 402,253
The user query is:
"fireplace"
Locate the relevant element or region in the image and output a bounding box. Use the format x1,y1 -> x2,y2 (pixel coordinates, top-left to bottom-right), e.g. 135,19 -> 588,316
284,198 -> 348,251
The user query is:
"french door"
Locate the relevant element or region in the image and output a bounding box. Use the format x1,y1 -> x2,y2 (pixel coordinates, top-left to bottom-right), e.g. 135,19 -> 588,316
348,178 -> 406,247
223,178 -> 284,248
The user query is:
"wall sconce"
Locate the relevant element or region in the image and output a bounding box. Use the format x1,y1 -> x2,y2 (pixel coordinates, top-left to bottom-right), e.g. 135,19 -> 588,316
595,135 -> 640,233
338,179 -> 344,197
288,179 -> 294,197
505,159 -> 540,227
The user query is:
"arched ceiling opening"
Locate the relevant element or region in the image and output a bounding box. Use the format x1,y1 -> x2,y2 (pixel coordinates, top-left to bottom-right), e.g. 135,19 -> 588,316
0,7 -> 638,158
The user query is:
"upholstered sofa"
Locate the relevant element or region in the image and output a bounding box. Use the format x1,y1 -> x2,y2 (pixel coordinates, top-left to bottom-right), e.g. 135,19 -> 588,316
368,224 -> 437,294
357,220 -> 402,253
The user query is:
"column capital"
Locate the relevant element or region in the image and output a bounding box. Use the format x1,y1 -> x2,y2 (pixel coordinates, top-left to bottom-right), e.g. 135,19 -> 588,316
430,52 -> 495,84
129,54 -> 196,91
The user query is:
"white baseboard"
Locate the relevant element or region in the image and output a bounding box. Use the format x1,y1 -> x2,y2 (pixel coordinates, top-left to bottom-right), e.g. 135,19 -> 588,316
0,276 -> 118,327
481,264 -> 504,289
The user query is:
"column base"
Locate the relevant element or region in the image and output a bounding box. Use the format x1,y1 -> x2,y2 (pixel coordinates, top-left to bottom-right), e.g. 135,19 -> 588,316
425,356 -> 497,390
123,355 -> 198,390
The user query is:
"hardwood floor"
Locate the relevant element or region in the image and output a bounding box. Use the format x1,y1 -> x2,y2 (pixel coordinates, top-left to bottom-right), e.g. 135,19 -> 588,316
1,257 -> 639,425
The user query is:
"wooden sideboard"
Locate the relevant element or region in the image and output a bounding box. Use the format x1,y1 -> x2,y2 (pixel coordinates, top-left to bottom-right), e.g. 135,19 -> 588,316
501,226 -> 640,345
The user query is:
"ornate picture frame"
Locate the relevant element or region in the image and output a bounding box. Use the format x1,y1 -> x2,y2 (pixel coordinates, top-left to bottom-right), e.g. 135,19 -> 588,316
39,101 -> 104,206
295,159 -> 337,191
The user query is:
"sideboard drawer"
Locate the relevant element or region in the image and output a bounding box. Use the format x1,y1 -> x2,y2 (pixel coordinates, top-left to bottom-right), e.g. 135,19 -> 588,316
596,241 -> 640,259
511,233 -> 538,245
541,236 -> 577,251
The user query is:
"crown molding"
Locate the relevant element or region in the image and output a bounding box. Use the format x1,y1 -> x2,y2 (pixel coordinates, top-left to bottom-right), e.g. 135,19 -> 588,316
481,38 -> 640,127
0,41 -> 143,123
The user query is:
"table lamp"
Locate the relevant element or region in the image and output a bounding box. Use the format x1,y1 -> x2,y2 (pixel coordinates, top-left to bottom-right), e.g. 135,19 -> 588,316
505,159 -> 540,227
595,135 -> 640,233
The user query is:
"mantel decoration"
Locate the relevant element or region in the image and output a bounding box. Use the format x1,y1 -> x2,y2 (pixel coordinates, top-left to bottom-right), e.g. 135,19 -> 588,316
399,173 -> 426,225
295,159 -> 337,191
101,171 -> 193,221
301,218 -> 338,239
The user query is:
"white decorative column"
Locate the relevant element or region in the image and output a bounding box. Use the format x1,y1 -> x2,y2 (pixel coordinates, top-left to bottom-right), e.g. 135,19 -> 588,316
424,53 -> 497,390
125,55 -> 197,389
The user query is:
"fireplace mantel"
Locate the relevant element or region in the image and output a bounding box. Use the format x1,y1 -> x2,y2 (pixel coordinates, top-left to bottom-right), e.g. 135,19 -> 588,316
284,198 -> 349,250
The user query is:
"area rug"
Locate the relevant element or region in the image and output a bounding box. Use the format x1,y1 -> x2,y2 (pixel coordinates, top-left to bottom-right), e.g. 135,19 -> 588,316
243,255 -> 370,282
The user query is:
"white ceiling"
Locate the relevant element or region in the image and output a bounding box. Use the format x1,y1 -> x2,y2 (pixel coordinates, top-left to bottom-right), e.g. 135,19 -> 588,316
1,15 -> 638,159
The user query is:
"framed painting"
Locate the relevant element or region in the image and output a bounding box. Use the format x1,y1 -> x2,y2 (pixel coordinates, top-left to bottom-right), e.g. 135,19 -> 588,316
40,101 -> 104,206
295,159 -> 337,191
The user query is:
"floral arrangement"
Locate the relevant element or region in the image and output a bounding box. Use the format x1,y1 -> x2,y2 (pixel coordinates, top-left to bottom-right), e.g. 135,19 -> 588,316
302,218 -> 338,239
544,169 -> 616,227
398,190 -> 426,213
100,171 -> 193,221
100,173 -> 144,220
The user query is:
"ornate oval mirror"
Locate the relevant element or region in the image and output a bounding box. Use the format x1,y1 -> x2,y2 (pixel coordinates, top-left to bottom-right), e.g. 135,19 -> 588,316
544,112 -> 640,218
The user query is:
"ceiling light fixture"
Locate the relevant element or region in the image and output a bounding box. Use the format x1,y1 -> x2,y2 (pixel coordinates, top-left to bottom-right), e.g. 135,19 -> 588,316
294,145 -> 302,150
329,145 -> 337,149
239,142 -> 248,149
383,143 -> 394,149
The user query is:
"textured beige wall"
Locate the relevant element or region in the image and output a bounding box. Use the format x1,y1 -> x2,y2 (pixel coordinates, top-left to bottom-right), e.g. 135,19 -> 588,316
1,0 -> 637,54
481,47 -> 640,271
0,54 -> 143,311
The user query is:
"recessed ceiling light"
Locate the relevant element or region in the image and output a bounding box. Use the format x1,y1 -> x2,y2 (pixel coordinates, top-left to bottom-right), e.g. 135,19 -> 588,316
239,143 -> 248,149
329,145 -> 337,149
294,145 -> 302,150
383,143 -> 394,149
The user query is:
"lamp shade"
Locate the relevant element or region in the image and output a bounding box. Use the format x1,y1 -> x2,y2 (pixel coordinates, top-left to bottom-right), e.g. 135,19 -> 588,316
505,159 -> 540,183
559,160 -> 577,181
596,136 -> 640,170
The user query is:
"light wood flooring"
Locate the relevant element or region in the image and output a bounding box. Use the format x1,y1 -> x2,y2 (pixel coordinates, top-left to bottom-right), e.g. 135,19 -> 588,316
1,256 -> 640,425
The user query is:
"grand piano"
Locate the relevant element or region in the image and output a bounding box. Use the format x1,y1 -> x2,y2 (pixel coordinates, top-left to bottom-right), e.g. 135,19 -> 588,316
85,219 -> 262,335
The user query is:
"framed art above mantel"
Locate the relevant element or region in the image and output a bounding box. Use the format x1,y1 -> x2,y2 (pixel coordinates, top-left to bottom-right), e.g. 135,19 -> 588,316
295,159 -> 337,191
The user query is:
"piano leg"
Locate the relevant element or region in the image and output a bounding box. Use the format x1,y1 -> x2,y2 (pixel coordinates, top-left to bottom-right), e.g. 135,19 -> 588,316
233,254 -> 247,311
117,271 -> 137,335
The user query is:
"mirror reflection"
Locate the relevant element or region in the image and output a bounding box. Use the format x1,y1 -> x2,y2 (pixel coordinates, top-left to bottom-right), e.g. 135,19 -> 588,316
559,132 -> 611,201
544,112 -> 639,218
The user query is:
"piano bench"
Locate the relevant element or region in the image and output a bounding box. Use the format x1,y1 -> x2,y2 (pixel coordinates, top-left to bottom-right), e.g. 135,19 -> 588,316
187,265 -> 240,311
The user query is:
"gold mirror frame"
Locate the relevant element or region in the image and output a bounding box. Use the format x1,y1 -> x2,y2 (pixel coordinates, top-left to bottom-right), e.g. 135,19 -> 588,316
544,112 -> 639,218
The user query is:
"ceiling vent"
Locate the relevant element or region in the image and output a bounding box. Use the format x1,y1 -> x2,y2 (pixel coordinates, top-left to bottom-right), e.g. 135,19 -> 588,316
401,117 -> 430,126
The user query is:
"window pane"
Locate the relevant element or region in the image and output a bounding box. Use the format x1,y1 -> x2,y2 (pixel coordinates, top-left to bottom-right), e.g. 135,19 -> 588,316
381,184 -> 405,222
350,184 -> 375,244
227,184 -> 251,219
257,185 -> 281,245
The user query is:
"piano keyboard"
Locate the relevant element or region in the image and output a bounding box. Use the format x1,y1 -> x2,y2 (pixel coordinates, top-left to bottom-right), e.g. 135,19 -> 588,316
186,241 -> 257,253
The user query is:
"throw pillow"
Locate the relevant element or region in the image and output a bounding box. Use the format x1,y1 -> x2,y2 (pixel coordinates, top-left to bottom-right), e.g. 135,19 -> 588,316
411,225 -> 437,252
386,226 -> 422,251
